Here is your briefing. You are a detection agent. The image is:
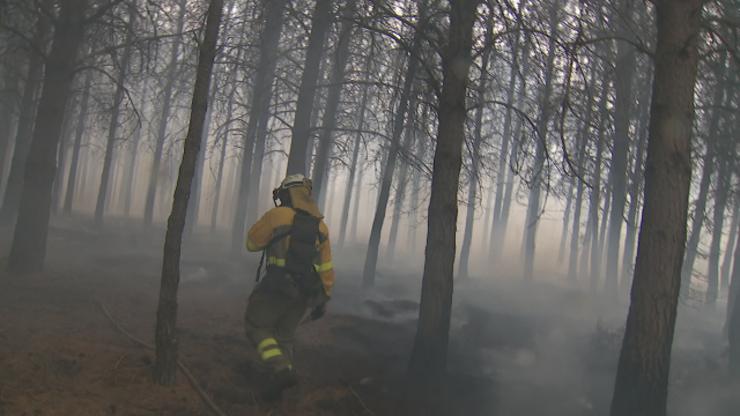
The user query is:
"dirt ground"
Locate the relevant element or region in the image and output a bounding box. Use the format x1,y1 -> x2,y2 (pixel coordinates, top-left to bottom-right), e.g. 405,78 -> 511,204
1,217 -> 738,415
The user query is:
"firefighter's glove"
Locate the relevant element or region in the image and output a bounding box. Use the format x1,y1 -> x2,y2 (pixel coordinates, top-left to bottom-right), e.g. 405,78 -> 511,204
310,303 -> 327,321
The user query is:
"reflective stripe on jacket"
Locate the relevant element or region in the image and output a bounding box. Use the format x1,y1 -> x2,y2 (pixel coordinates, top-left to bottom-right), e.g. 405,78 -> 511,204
246,207 -> 335,296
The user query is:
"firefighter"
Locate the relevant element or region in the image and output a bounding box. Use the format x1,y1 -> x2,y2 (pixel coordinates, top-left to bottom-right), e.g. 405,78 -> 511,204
244,174 -> 334,401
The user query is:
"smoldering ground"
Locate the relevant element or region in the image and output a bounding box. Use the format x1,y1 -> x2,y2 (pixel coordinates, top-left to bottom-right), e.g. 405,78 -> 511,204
1,219 -> 737,416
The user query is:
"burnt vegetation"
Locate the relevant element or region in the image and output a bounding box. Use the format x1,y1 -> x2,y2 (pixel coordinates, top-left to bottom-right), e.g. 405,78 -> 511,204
0,0 -> 738,415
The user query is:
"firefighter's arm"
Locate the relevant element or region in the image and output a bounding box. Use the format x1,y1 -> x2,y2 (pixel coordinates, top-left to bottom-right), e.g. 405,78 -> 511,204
317,224 -> 335,298
246,210 -> 275,252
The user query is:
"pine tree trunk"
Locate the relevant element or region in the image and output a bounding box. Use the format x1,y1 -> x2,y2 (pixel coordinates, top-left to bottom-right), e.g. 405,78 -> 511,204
681,53 -> 728,296
185,83 -> 218,235
728,220 -> 740,379
230,0 -> 288,252
361,9 -> 425,288
311,0 -> 356,207
459,26 -> 492,280
387,106 -> 416,265
210,90 -> 235,232
122,76 -> 149,217
721,203 -> 738,293
0,52 -> 21,194
605,0 -> 638,296
144,0 -> 187,225
523,3 -> 558,280
154,0 -> 223,384
621,76 -> 651,288
610,1 -> 702,414
285,0 -> 332,176
7,0 -> 87,273
408,0 -> 478,396
584,79 -> 609,289
338,36 -> 374,249
0,14 -> 49,223
63,71 -> 92,215
491,16 -> 529,259
706,157 -> 730,305
95,7 -> 136,226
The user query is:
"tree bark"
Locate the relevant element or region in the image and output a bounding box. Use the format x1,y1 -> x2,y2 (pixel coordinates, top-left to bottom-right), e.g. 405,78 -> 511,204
338,34 -> 374,249
285,0 -> 332,176
311,0 -> 357,206
680,53 -> 728,296
94,5 -> 136,226
7,0 -> 87,273
721,203 -> 739,294
459,25 -> 492,280
728,220 -> 740,379
361,9 -> 425,288
605,0 -> 638,296
230,0 -> 288,252
610,1 -> 702,414
154,0 -> 223,384
408,0 -> 478,385
0,13 -> 49,223
523,3 -> 559,281
143,0 -> 187,225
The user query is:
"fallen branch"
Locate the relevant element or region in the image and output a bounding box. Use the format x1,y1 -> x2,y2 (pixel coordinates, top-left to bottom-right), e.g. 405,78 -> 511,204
96,300 -> 229,416
345,382 -> 375,416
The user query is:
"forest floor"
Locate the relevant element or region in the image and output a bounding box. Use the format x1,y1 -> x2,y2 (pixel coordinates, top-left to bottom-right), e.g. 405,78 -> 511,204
0,217 -> 738,416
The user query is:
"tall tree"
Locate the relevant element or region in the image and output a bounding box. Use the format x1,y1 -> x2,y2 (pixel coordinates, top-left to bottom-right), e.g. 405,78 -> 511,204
522,1 -> 559,281
311,0 -> 357,206
361,7 -> 425,288
285,0 -> 332,175
605,0 -> 639,295
7,0 -> 88,273
154,0 -> 223,384
94,3 -> 137,226
0,12 -> 49,224
63,70 -> 93,215
610,0 -> 703,414
143,0 -> 187,225
728,220 -> 740,379
458,24 -> 492,280
408,0 -> 478,387
230,0 -> 289,252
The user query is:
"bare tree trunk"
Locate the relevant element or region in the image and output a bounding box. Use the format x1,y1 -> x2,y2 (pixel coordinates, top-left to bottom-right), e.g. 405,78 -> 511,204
605,0 -> 638,296
285,0 -> 332,176
230,0 -> 288,252
0,52 -> 21,195
95,6 -> 136,226
122,76 -> 149,217
210,89 -> 235,232
362,9 -> 425,288
387,106 -> 416,264
63,71 -> 92,215
681,53 -> 728,296
721,203 -> 739,293
728,220 -> 740,379
154,0 -> 223,384
144,0 -> 187,225
311,0 -> 357,205
567,69 -> 596,280
0,14 -> 49,223
459,26 -> 492,280
610,1 -> 702,413
584,79 -> 609,290
706,157 -> 730,306
491,14 -> 529,259
558,181 -> 575,263
408,0 -> 478,393
523,3 -> 559,281
338,36 -> 374,249
621,74 -> 651,288
7,0 -> 87,273
185,83 -> 218,235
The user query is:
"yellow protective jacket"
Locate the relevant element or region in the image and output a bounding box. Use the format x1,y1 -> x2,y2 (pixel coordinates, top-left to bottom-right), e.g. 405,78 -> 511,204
246,207 -> 335,297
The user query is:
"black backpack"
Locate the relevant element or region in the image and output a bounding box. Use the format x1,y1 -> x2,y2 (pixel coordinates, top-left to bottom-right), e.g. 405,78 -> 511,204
256,209 -> 323,296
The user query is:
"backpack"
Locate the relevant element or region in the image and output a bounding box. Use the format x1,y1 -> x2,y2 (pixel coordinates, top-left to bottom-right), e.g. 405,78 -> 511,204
256,209 -> 323,296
